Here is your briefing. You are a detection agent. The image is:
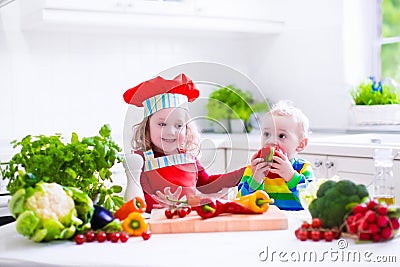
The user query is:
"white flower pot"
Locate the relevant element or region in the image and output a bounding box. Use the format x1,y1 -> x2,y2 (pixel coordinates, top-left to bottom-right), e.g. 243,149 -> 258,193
351,104 -> 400,125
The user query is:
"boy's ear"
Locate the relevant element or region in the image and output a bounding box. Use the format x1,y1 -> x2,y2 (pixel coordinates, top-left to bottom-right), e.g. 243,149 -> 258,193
296,137 -> 308,152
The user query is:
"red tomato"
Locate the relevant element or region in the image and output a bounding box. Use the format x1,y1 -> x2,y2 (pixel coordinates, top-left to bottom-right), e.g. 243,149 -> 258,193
109,232 -> 121,243
142,229 -> 152,241
74,234 -> 85,245
324,231 -> 334,242
178,208 -> 188,218
311,218 -> 322,228
96,231 -> 107,243
165,209 -> 175,219
310,230 -> 321,241
297,229 -> 308,241
301,221 -> 310,229
85,231 -> 96,242
119,232 -> 130,243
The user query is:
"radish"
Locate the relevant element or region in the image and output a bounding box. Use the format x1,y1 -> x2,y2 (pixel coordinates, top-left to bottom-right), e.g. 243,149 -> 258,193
380,226 -> 393,240
376,215 -> 389,228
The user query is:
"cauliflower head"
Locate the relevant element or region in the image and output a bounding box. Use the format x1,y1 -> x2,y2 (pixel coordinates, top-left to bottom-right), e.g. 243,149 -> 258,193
8,182 -> 93,242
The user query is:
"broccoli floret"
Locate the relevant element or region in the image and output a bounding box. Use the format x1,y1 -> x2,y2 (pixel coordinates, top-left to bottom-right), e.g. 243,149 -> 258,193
316,180 -> 336,198
309,179 -> 369,228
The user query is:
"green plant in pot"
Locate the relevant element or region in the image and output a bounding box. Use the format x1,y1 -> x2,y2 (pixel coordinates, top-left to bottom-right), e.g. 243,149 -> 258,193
351,76 -> 400,105
350,76 -> 400,125
206,85 -> 264,133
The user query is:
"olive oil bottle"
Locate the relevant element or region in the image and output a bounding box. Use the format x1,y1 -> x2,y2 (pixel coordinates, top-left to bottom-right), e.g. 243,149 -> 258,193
373,148 -> 395,205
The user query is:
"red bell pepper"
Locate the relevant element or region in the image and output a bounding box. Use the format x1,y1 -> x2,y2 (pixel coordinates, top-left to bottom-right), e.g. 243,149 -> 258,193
195,191 -> 273,219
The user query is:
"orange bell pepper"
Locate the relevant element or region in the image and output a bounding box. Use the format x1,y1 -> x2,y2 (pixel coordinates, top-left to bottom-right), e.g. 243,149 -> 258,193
122,212 -> 148,236
234,191 -> 274,214
114,196 -> 146,220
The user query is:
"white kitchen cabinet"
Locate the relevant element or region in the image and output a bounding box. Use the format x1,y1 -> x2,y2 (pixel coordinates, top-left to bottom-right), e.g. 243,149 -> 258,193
199,148 -> 254,175
19,0 -> 284,36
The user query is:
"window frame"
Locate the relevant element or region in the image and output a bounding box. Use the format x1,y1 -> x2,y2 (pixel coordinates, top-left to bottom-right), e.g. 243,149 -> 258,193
374,0 -> 400,80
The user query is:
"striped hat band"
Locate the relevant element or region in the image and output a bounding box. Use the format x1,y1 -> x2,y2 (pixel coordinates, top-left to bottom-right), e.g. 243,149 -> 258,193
142,93 -> 189,117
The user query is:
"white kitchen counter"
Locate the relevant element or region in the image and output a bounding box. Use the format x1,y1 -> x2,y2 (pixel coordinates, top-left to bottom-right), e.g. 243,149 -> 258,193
0,210 -> 399,267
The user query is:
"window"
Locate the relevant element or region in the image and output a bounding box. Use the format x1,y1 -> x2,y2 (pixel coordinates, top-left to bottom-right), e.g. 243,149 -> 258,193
379,0 -> 400,82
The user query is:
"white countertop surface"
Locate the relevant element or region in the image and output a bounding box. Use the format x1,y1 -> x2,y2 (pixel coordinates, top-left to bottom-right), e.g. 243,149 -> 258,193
0,210 -> 399,267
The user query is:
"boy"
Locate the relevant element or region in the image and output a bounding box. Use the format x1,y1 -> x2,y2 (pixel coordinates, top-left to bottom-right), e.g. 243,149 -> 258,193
237,100 -> 314,210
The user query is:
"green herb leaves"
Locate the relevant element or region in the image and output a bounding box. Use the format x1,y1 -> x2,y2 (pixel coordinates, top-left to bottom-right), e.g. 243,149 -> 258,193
1,124 -> 123,212
351,77 -> 400,105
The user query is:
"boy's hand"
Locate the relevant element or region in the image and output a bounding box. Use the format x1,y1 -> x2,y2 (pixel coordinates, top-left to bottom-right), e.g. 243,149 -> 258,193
269,149 -> 295,182
250,154 -> 270,184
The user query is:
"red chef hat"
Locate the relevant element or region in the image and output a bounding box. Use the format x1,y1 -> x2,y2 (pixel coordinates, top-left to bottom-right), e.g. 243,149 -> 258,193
123,74 -> 200,117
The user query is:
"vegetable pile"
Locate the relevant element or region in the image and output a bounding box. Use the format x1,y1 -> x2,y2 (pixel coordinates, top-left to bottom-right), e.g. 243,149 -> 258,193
345,199 -> 400,242
8,182 -> 93,242
308,179 -> 369,228
1,124 -> 123,212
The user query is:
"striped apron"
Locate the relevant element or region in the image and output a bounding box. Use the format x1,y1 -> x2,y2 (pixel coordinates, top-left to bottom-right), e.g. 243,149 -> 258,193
143,150 -> 198,199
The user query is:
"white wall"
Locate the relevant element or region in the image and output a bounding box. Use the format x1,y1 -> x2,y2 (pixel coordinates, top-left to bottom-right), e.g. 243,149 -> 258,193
0,0 -> 377,150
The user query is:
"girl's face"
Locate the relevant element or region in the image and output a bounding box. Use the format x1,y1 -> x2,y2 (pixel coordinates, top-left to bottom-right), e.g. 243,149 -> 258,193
149,108 -> 188,155
261,113 -> 307,160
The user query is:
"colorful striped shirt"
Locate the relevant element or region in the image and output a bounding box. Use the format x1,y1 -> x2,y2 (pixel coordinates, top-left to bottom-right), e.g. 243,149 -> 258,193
237,158 -> 314,210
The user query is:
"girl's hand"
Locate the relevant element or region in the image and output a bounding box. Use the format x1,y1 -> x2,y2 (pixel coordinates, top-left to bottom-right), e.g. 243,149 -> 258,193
251,157 -> 270,184
269,149 -> 295,182
152,186 -> 187,208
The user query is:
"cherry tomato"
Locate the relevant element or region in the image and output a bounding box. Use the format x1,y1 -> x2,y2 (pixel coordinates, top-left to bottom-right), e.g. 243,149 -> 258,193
141,229 -> 152,241
311,218 -> 322,228
74,234 -> 85,245
96,231 -> 107,243
106,232 -> 114,241
324,231 -> 334,242
85,231 -> 96,242
310,230 -> 321,241
165,209 -> 175,219
119,232 -> 130,243
185,206 -> 192,215
109,232 -> 121,243
177,208 -> 188,218
301,222 -> 310,229
297,229 -> 308,241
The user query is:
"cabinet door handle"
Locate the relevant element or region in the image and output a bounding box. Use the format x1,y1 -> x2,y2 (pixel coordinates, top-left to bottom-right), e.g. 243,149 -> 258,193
325,161 -> 334,169
314,160 -> 323,168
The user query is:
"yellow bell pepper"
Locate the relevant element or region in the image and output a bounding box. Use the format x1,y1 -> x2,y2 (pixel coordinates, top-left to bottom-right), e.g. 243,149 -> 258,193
234,191 -> 274,214
122,212 -> 148,236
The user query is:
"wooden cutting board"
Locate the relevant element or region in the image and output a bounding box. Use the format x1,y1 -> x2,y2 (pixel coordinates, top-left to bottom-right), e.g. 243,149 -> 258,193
148,205 -> 288,234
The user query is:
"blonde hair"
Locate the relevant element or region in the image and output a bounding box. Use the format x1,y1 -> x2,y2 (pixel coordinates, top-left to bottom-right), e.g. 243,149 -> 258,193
131,113 -> 201,156
268,100 -> 310,138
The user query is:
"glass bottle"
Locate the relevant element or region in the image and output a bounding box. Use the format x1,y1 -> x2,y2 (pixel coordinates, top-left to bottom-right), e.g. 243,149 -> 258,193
373,148 -> 395,205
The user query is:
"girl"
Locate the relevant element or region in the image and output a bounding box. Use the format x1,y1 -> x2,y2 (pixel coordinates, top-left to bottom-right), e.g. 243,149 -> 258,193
123,74 -> 244,212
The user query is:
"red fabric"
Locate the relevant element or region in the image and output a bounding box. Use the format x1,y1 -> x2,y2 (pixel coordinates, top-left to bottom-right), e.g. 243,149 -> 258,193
134,150 -> 245,212
123,73 -> 200,106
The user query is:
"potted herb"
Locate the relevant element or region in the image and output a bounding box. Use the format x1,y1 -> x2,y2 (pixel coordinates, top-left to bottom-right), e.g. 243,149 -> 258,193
206,85 -> 268,133
0,124 -> 124,212
350,76 -> 400,125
